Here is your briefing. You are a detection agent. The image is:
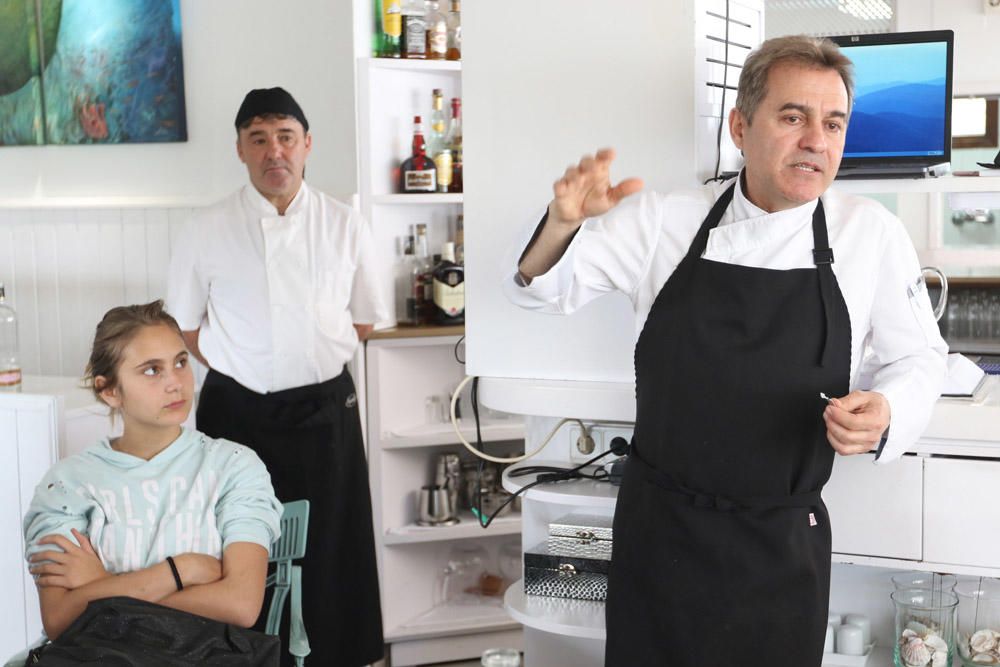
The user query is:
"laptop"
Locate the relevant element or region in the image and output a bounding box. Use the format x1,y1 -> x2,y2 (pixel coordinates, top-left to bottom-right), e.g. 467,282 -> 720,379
830,30 -> 955,180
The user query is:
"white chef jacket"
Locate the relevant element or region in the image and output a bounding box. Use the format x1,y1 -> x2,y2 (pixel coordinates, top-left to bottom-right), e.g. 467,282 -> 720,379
504,175 -> 948,464
167,182 -> 388,394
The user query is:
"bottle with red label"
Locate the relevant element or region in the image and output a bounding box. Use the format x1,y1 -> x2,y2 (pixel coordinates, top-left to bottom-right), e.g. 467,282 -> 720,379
400,116 -> 437,193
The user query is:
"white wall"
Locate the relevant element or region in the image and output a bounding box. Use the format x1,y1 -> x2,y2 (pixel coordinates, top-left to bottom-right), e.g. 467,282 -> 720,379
897,0 -> 1000,96
0,0 -> 359,205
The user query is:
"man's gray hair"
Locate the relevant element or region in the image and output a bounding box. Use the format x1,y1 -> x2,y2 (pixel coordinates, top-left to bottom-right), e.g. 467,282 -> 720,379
735,35 -> 854,124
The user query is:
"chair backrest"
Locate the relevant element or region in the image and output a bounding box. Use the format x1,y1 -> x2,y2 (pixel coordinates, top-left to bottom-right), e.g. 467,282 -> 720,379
270,500 -> 309,563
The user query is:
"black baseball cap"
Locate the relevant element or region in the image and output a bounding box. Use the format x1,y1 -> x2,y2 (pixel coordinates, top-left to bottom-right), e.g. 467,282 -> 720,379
234,87 -> 309,132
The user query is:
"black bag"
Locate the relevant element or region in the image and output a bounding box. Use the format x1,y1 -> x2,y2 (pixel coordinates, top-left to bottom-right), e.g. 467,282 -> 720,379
27,596 -> 280,667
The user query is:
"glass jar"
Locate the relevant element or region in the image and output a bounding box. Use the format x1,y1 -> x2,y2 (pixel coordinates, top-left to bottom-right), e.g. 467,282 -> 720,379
481,648 -> 521,667
956,578 -> 1000,666
892,588 -> 958,667
892,572 -> 958,593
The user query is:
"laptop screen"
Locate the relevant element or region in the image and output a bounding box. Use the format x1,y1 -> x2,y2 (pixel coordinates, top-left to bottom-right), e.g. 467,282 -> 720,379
830,30 -> 954,173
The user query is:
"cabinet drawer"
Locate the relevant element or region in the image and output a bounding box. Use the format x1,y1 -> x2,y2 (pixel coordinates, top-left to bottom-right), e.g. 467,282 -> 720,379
924,458 -> 1000,568
823,453 -> 923,560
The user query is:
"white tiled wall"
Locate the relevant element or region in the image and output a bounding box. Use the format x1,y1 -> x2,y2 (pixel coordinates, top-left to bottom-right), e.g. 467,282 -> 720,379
0,207 -> 194,377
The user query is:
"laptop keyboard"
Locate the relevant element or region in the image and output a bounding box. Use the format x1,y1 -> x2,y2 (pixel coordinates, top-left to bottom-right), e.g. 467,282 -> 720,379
972,355 -> 1000,375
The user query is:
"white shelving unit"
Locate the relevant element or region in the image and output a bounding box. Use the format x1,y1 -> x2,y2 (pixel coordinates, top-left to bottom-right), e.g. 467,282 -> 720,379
355,55 -> 465,331
365,331 -> 526,665
833,174 -> 1000,194
351,6 -> 528,661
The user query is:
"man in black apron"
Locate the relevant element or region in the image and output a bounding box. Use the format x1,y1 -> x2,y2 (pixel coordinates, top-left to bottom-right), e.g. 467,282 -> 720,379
514,37 -> 942,665
167,88 -> 386,666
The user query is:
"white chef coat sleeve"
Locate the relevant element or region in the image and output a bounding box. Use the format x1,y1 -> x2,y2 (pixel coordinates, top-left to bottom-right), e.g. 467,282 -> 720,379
165,214 -> 209,332
348,212 -> 389,324
865,216 -> 948,464
501,191 -> 662,314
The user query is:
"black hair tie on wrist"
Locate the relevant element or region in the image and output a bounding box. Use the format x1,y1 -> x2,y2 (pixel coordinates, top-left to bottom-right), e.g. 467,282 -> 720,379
165,556 -> 183,591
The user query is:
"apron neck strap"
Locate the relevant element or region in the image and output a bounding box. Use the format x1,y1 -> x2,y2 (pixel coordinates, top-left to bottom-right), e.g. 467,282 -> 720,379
810,199 -> 839,368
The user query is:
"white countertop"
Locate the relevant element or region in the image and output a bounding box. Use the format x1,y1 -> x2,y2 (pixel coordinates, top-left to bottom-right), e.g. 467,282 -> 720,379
19,375 -> 102,413
481,374 -> 1000,455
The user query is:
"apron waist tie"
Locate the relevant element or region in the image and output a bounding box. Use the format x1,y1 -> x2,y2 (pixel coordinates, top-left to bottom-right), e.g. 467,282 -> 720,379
630,450 -> 822,511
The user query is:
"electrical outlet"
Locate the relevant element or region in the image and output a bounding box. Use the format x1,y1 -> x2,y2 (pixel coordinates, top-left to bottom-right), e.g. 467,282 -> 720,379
569,425 -> 603,462
568,424 -> 634,463
987,0 -> 1000,13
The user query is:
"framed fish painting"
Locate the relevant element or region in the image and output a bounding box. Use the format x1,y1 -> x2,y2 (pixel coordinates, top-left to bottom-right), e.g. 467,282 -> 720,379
0,0 -> 187,146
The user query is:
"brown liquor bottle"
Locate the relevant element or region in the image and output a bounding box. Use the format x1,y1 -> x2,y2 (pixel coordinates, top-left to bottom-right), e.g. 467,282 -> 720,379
400,116 -> 437,193
445,97 -> 463,193
445,0 -> 461,60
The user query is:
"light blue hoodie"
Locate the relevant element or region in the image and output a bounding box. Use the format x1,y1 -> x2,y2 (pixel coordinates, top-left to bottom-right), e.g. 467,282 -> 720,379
24,428 -> 282,573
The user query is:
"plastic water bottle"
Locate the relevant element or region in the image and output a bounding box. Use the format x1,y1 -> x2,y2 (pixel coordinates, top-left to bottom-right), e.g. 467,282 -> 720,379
0,283 -> 21,392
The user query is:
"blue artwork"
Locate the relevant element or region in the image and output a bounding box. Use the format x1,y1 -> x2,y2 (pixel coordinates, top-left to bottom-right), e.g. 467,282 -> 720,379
841,42 -> 948,158
0,0 -> 187,146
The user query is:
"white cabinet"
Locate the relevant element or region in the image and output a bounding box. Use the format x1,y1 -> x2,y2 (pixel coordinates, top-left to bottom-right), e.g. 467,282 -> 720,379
365,332 -> 526,665
0,391 -> 58,660
824,453 -> 923,560
923,457 -> 1000,568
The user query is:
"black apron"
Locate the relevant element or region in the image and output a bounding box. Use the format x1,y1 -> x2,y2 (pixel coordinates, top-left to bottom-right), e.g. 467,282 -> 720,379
605,182 -> 851,666
197,368 -> 384,667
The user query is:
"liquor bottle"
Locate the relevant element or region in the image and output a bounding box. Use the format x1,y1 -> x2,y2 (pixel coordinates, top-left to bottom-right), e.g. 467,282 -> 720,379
434,148 -> 453,193
412,225 -> 434,324
400,0 -> 427,59
432,242 -> 465,324
428,88 -> 446,156
445,97 -> 463,193
378,0 -> 402,57
400,116 -> 437,193
446,0 -> 461,61
454,213 -> 464,265
0,283 -> 21,392
425,0 -> 448,60
396,235 -> 416,324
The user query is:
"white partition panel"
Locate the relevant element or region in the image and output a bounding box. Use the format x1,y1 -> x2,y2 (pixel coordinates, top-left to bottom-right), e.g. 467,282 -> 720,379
463,0 -> 763,383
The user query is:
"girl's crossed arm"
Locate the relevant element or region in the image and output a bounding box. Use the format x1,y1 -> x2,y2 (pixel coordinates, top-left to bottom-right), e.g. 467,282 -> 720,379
31,529 -> 222,640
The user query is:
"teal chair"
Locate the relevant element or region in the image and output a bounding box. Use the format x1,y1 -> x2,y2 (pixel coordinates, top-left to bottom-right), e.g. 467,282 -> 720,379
266,499 -> 311,667
4,500 -> 311,667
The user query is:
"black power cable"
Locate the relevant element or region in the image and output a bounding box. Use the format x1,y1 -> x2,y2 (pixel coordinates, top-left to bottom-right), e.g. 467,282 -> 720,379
705,0 -> 734,185
472,437 -> 632,529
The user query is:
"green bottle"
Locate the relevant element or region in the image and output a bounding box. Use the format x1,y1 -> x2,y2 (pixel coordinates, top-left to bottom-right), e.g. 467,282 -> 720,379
378,0 -> 402,58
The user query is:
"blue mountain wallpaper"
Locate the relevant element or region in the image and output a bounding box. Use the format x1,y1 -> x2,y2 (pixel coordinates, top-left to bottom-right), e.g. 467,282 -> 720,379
842,42 -> 948,158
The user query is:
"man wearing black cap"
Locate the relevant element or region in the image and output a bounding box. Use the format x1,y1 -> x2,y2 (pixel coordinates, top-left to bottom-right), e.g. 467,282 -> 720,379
167,87 -> 387,666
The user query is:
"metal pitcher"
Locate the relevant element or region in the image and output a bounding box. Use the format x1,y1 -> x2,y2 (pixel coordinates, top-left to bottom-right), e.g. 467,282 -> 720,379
921,266 -> 948,321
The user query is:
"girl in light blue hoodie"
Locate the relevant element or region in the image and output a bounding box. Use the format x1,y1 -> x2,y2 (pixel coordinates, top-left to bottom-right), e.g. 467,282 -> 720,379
23,300 -> 282,642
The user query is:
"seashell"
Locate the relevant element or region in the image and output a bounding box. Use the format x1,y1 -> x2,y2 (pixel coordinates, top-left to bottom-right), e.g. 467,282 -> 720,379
902,628 -> 920,639
924,633 -> 947,653
907,621 -> 931,636
972,629 -> 1000,654
901,637 -> 932,667
973,654 -> 999,664
930,650 -> 947,667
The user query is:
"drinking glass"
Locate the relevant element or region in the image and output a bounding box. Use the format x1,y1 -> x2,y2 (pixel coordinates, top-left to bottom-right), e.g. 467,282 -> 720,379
969,290 -> 986,339
891,571 -> 958,593
436,543 -> 487,606
988,292 -> 1000,340
481,648 -> 521,666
